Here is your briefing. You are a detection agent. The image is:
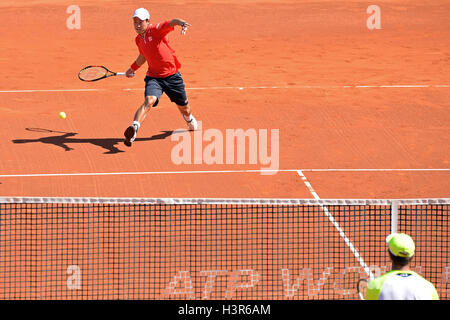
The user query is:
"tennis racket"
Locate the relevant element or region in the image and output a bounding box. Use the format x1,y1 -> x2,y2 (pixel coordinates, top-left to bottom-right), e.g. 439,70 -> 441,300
357,279 -> 368,300
78,65 -> 134,82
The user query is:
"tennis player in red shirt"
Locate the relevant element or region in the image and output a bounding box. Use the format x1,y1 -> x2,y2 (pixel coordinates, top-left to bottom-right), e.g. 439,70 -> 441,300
124,8 -> 198,147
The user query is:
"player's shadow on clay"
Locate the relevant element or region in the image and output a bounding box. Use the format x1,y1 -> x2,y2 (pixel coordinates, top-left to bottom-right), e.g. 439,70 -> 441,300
12,128 -> 176,154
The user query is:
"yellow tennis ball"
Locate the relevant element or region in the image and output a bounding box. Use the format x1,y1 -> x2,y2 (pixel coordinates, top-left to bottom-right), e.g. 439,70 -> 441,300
59,112 -> 67,119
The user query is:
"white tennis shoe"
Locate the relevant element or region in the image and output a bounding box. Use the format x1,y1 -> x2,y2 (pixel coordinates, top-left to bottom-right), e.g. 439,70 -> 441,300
185,115 -> 198,131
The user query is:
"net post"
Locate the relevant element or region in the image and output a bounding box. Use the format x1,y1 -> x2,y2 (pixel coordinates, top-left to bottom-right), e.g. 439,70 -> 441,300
391,200 -> 399,234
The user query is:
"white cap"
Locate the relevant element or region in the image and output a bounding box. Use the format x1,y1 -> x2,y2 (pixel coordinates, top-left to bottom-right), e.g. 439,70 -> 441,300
133,8 -> 150,21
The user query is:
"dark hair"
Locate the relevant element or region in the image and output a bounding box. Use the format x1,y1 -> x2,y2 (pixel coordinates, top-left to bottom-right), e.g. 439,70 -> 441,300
388,250 -> 412,267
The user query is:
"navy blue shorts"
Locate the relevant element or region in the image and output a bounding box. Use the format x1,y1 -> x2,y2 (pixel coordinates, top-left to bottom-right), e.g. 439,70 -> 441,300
144,72 -> 189,107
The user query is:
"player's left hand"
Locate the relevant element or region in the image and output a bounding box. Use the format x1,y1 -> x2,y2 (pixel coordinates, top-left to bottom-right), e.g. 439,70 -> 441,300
181,22 -> 191,35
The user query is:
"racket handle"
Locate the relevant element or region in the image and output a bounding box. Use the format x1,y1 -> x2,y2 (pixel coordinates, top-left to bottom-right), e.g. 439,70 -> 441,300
116,72 -> 134,78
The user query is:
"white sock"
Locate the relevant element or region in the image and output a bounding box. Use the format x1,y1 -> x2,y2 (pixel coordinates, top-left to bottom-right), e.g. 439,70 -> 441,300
183,114 -> 193,122
132,121 -> 140,130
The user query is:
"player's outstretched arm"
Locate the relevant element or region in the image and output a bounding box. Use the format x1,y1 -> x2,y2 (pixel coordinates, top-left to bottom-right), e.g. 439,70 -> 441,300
170,19 -> 191,35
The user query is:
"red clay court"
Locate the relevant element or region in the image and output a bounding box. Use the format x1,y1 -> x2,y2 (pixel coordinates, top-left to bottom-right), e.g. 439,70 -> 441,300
0,0 -> 448,301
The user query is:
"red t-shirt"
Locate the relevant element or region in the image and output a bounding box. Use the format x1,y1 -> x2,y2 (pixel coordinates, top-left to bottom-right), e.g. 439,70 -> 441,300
135,20 -> 181,78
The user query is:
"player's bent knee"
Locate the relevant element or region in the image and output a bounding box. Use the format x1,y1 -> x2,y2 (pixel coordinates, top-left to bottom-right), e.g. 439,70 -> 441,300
145,96 -> 158,108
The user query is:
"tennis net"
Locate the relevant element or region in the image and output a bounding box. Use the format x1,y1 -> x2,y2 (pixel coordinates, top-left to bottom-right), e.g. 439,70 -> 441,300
0,197 -> 448,300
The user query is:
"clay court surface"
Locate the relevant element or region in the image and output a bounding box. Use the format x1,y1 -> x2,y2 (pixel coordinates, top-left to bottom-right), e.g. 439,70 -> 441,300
0,0 -> 449,199
0,0 -> 449,303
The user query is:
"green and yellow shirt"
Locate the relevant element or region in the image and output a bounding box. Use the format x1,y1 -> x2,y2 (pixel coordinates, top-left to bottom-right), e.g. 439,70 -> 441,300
366,270 -> 439,300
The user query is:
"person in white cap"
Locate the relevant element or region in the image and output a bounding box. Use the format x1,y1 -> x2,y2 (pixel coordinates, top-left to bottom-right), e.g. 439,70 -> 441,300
366,233 -> 439,300
124,8 -> 198,147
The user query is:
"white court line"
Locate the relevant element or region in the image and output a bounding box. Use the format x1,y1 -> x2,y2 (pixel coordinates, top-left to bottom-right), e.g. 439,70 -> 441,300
302,168 -> 450,172
0,89 -> 103,93
0,168 -> 449,178
297,170 -> 375,280
1,84 -> 449,93
296,170 -> 320,199
126,84 -> 450,91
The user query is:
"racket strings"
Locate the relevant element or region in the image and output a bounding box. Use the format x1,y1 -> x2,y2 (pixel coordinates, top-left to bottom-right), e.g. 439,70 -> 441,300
79,67 -> 108,81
